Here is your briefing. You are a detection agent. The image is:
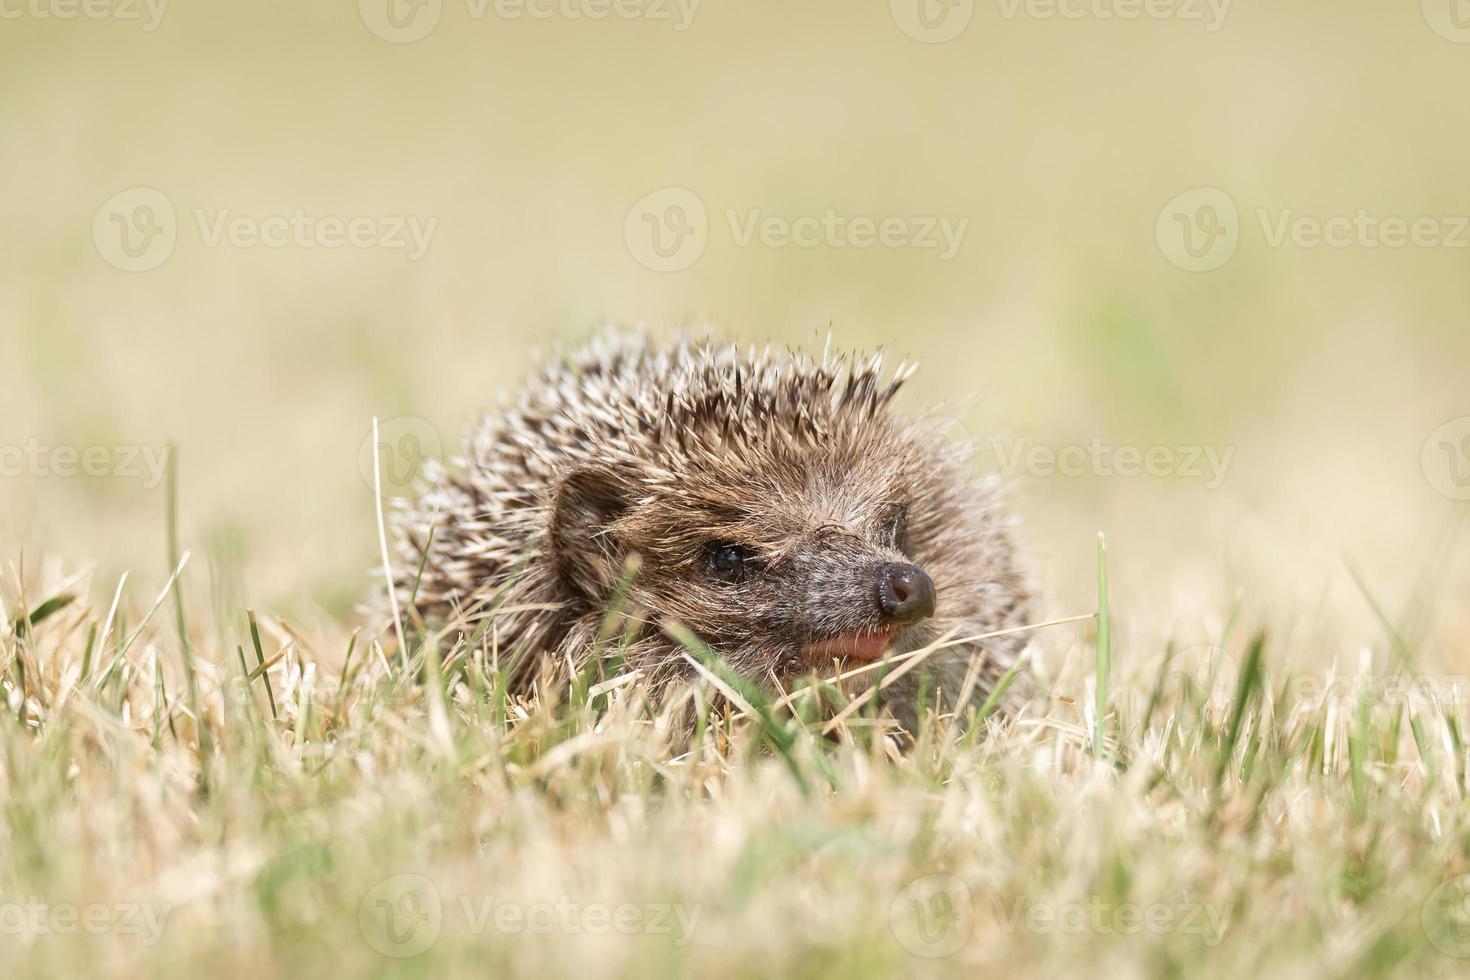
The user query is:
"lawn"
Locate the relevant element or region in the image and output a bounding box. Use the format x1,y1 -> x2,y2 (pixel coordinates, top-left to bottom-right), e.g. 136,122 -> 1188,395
5,502 -> 1469,979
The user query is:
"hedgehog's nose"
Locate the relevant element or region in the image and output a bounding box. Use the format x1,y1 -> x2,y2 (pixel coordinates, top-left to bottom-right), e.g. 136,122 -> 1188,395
876,563 -> 936,624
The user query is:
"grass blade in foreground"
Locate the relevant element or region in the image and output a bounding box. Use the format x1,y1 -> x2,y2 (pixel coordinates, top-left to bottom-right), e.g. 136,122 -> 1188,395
1094,531 -> 1110,760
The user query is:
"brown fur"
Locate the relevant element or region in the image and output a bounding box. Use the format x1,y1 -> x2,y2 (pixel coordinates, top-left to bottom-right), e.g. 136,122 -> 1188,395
376,330 -> 1035,729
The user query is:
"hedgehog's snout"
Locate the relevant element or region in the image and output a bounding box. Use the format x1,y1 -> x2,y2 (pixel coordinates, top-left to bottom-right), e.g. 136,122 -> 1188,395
876,562 -> 936,624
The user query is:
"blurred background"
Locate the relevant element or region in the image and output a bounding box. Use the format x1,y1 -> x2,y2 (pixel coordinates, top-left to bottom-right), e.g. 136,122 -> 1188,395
3,0 -> 1468,668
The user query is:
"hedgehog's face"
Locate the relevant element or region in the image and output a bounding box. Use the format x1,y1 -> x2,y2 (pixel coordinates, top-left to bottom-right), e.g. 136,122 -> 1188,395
689,509 -> 938,673
548,440 -> 951,682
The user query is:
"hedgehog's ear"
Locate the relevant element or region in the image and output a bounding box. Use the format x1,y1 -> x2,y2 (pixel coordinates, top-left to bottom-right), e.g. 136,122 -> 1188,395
548,465 -> 632,599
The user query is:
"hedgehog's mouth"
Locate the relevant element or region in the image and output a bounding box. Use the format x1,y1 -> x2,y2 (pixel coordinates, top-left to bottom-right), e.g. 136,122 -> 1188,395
801,627 -> 902,665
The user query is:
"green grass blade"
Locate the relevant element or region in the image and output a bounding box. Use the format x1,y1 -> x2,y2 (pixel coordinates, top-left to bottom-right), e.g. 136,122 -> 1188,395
1094,531 -> 1111,760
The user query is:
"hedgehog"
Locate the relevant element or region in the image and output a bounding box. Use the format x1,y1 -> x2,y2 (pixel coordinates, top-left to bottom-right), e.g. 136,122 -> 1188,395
378,330 -> 1035,730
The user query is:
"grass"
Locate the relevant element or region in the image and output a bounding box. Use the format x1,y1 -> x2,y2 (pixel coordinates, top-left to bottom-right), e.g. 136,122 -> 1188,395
4,524 -> 1470,980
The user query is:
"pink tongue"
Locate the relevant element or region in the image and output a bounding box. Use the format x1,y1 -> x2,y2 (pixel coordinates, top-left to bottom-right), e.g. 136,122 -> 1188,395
803,631 -> 896,663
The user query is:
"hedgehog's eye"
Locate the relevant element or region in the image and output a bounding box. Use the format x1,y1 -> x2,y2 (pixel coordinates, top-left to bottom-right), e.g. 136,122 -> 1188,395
878,502 -> 912,555
705,542 -> 755,583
